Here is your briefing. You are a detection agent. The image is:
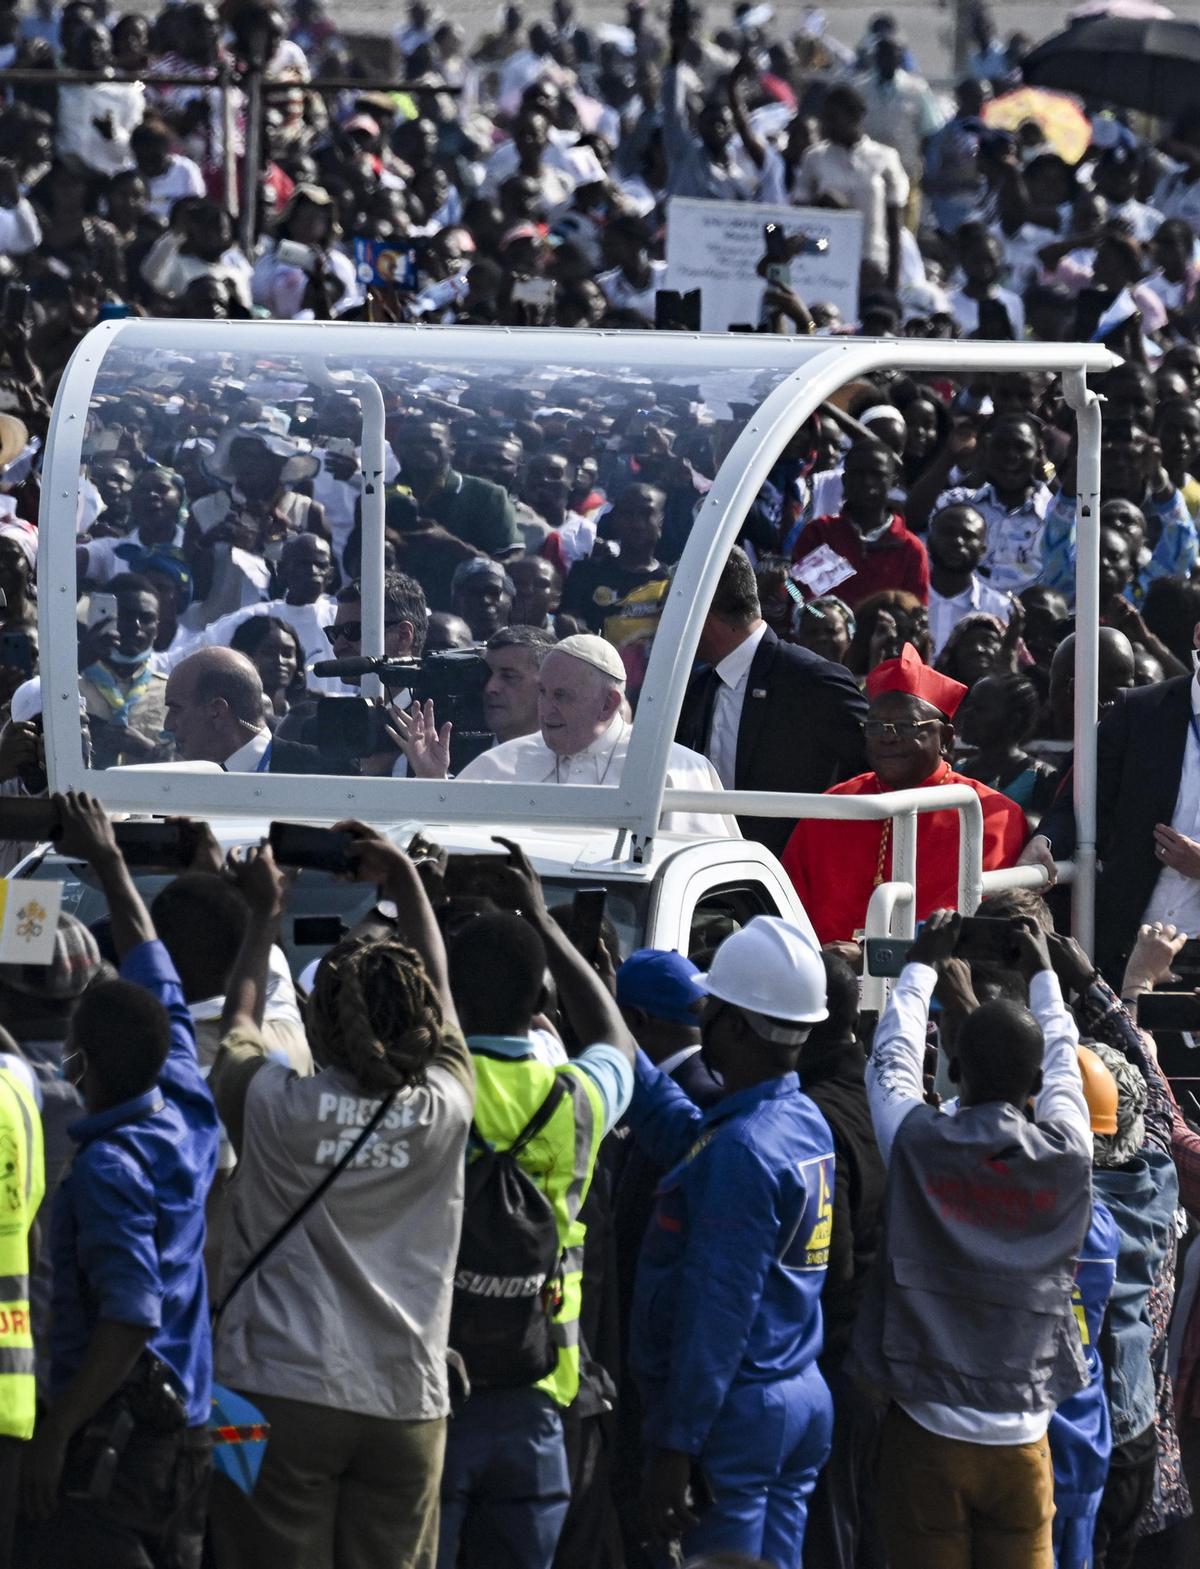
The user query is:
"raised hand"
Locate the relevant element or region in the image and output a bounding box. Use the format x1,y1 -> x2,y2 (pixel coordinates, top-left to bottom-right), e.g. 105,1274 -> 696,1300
390,698 -> 452,779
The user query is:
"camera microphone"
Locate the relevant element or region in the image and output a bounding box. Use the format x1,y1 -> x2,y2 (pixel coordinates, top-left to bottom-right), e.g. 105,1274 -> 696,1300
312,655 -> 380,678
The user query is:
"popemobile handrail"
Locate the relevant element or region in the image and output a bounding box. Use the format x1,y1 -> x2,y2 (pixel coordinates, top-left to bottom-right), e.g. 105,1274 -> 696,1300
663,782 -> 1074,1005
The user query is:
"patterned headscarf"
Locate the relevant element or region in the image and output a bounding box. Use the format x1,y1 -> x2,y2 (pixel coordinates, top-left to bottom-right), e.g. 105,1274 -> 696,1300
1087,1037 -> 1147,1168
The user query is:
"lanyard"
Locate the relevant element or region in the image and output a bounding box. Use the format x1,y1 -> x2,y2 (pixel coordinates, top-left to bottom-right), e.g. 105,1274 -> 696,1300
1191,712 -> 1200,754
255,741 -> 272,773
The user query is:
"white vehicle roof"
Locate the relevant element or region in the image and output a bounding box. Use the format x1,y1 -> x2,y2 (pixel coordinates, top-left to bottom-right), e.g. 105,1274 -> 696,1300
44,321 -> 1114,882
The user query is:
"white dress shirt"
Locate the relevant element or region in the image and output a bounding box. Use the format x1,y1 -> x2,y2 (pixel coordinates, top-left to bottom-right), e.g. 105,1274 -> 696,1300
223,728 -> 272,773
458,714 -> 740,837
708,623 -> 767,789
928,577 -> 1012,658
792,137 -> 909,272
1143,676 -> 1200,934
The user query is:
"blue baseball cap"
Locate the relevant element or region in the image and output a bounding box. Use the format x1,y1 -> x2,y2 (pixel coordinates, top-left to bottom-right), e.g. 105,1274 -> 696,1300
617,948 -> 706,1026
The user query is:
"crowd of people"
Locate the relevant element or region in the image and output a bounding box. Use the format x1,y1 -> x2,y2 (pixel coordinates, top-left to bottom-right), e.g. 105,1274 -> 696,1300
0,0 -> 1193,351
2,780 -> 1200,1569
2,0 -> 1200,1568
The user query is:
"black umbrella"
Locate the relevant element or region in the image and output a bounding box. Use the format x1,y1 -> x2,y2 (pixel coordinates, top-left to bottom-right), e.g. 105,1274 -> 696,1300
1022,14 -> 1200,121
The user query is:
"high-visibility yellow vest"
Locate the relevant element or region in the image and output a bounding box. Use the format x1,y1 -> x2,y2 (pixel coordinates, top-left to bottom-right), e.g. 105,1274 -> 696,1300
0,1065 -> 44,1441
469,1052 -> 604,1409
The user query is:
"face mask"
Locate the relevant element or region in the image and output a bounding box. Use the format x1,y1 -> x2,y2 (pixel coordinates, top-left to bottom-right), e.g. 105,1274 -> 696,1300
107,645 -> 149,667
1192,648 -> 1200,676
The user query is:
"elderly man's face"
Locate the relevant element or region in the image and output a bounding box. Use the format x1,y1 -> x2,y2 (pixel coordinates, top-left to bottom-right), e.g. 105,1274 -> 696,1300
865,691 -> 948,789
163,665 -> 217,761
538,650 -> 621,757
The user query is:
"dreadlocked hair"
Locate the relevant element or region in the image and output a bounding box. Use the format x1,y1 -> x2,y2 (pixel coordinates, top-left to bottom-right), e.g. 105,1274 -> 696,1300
306,937 -> 444,1094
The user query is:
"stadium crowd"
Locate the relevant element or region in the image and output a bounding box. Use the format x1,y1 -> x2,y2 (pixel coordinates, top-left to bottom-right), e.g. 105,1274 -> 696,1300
2,1 -> 1200,1569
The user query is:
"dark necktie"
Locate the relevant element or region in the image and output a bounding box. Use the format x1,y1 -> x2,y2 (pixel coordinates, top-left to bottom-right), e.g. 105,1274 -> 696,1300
689,665 -> 722,755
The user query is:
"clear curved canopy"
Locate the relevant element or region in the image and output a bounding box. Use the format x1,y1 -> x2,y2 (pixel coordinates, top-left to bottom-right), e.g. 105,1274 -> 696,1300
41,320 -> 1115,840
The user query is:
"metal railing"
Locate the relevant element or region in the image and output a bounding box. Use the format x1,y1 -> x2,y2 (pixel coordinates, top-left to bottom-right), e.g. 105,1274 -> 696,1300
663,782 -> 1074,1009
0,65 -> 455,253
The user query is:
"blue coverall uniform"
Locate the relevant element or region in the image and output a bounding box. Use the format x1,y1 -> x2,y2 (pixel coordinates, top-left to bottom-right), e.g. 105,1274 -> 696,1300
626,1048 -> 835,1569
1049,1199 -> 1119,1569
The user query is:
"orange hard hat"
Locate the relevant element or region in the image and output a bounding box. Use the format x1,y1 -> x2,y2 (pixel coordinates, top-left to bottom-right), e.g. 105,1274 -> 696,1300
1077,1046 -> 1119,1135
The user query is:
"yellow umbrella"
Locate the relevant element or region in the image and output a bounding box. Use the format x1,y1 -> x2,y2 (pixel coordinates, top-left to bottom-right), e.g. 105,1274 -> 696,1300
983,88 -> 1093,164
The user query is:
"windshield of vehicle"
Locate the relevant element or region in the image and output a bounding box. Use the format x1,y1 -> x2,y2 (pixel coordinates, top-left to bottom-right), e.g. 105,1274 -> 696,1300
63,333 -> 799,795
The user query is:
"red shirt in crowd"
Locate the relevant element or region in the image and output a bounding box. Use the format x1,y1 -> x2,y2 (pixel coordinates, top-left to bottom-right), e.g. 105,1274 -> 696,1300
791,512 -> 931,608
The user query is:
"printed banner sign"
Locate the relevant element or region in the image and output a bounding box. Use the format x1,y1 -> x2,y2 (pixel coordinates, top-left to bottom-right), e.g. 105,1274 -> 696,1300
665,198 -> 863,332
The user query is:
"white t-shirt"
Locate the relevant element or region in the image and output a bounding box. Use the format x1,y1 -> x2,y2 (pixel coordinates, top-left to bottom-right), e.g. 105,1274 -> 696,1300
792,137 -> 909,271
200,595 -> 351,695
596,261 -> 668,322
57,81 -> 144,177
144,154 -> 206,221
948,285 -> 1026,341
81,525 -> 187,585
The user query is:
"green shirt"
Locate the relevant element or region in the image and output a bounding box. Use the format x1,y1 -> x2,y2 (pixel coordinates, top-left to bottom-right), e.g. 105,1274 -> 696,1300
427,469 -> 519,556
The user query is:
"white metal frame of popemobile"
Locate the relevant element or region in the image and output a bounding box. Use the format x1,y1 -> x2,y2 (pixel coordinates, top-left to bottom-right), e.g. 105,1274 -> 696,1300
40,322 -> 1115,1005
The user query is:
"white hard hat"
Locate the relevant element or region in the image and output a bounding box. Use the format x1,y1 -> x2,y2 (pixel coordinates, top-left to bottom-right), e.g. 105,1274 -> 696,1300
701,916 -> 828,1038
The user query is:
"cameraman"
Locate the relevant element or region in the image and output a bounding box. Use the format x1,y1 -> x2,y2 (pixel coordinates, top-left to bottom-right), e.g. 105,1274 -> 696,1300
320,572 -> 428,777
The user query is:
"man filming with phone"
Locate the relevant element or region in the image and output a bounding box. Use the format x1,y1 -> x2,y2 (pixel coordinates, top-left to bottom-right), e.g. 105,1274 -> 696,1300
850,907 -> 1093,1569
80,574 -> 171,769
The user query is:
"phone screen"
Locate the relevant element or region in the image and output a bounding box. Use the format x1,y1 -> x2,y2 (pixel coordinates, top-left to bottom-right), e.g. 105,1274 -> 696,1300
88,593 -> 118,629
567,887 -> 607,962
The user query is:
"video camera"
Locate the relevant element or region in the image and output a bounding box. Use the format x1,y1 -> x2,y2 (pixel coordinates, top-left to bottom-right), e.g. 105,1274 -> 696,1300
311,649 -> 492,772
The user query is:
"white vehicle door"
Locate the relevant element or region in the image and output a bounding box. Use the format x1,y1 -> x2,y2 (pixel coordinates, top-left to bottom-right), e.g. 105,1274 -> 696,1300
650,852 -> 817,963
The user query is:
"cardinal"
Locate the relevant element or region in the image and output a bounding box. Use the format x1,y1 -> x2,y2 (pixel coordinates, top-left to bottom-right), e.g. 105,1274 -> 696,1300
782,644 -> 1028,946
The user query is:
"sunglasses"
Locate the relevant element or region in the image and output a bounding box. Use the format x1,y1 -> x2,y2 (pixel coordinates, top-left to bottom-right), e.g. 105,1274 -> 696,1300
326,620 -> 403,644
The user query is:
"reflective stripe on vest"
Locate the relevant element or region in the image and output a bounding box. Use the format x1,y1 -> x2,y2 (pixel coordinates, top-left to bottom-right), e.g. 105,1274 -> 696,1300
0,1067 -> 44,1441
469,1057 -> 602,1407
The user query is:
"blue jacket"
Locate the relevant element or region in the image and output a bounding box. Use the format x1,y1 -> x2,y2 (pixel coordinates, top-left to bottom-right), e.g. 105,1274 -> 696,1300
50,940 -> 220,1426
626,1049 -> 834,1455
1049,1200 -> 1119,1524
1093,1148 -> 1178,1445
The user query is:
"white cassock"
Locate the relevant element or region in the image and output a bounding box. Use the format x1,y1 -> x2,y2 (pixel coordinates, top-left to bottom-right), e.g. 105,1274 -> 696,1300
458,716 -> 740,838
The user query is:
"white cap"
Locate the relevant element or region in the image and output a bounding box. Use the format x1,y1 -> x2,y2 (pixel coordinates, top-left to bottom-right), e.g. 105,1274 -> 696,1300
551,634 -> 627,686
701,916 -> 828,1036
